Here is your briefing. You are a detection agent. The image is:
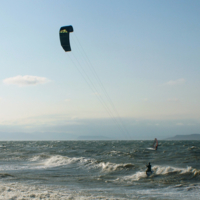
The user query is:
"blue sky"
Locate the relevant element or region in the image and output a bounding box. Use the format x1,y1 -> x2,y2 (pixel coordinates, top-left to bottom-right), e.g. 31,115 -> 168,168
0,0 -> 199,140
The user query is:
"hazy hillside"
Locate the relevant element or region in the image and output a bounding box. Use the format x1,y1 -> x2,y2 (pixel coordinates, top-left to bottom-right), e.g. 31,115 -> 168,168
166,134 -> 200,140
77,135 -> 110,140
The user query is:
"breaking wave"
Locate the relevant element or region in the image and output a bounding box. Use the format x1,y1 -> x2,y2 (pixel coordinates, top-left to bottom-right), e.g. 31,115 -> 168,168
153,165 -> 200,177
30,154 -> 134,172
117,165 -> 200,183
0,182 -> 125,200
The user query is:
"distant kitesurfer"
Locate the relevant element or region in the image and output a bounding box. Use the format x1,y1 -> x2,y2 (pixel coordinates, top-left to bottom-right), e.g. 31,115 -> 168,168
153,138 -> 158,150
146,162 -> 151,175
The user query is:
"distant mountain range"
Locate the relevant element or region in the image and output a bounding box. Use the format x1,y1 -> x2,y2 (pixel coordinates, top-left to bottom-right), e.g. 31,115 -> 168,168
166,133 -> 200,140
77,135 -> 110,140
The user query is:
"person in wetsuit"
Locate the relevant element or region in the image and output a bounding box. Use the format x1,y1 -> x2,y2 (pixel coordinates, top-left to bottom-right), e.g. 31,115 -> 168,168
146,162 -> 151,175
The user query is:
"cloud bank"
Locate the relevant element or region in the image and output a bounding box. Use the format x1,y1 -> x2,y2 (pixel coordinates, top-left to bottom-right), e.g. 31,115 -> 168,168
165,78 -> 185,86
3,75 -> 50,86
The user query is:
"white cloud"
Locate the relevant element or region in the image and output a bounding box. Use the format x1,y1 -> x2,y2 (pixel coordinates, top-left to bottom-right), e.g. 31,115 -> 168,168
3,75 -> 50,86
165,78 -> 186,86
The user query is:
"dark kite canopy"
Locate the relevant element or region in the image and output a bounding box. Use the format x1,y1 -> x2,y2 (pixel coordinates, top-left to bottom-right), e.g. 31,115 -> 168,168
59,25 -> 73,52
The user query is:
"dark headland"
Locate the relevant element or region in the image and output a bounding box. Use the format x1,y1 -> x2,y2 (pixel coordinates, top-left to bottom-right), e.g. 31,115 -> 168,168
166,133 -> 200,140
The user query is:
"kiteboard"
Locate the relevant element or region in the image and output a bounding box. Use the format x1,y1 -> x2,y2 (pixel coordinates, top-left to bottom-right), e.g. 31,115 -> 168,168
146,171 -> 153,177
147,147 -> 156,150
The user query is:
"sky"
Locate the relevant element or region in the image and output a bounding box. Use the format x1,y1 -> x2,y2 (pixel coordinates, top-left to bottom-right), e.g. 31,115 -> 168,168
0,0 -> 200,140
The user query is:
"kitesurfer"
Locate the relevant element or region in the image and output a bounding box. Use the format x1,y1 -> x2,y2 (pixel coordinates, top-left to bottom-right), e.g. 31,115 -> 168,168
146,162 -> 152,175
153,138 -> 158,150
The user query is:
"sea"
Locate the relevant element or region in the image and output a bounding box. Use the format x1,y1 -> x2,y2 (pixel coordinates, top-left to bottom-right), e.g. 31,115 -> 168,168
0,140 -> 199,200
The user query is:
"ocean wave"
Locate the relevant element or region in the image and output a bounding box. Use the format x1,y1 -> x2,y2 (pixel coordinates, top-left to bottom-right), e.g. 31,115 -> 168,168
0,182 -> 129,200
29,154 -> 50,161
96,162 -> 134,172
43,155 -> 134,172
30,154 -> 134,172
117,165 -> 200,183
152,165 -> 200,177
0,173 -> 13,178
121,171 -> 147,181
0,180 -> 199,200
106,150 -> 131,157
43,155 -> 93,167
